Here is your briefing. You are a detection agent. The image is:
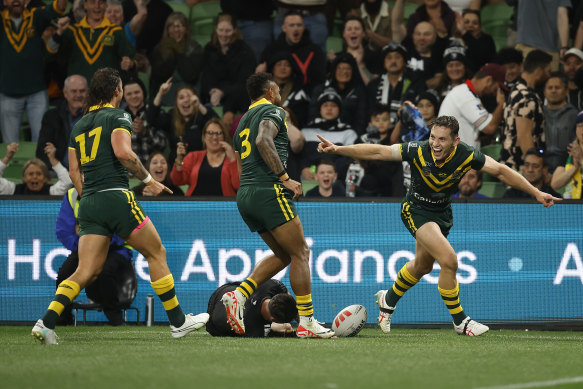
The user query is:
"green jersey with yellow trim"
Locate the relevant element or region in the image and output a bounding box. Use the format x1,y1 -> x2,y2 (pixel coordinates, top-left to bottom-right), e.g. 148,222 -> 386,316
69,105 -> 133,196
233,98 -> 289,185
400,140 -> 486,210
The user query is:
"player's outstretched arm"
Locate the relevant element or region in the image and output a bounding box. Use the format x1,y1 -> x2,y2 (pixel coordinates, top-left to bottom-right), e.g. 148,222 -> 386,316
256,119 -> 302,199
111,130 -> 173,195
316,134 -> 402,162
481,155 -> 561,208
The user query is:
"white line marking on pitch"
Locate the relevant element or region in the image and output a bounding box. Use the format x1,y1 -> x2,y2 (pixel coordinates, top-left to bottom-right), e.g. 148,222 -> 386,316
476,376 -> 583,389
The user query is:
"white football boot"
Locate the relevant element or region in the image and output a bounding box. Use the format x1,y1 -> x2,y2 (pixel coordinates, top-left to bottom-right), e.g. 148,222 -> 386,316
454,316 -> 489,336
296,316 -> 335,338
374,290 -> 394,334
31,319 -> 58,345
221,290 -> 246,335
171,313 -> 210,338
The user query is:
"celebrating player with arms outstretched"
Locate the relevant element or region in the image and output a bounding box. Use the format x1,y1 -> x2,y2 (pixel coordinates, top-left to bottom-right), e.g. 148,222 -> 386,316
221,72 -> 333,338
318,115 -> 560,336
32,68 -> 208,344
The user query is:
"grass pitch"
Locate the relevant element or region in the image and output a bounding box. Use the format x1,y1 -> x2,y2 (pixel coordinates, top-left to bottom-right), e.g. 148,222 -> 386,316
1,326 -> 582,389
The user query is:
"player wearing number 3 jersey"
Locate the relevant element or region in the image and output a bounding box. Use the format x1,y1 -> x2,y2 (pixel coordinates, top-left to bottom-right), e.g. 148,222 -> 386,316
221,72 -> 334,339
32,68 -> 208,345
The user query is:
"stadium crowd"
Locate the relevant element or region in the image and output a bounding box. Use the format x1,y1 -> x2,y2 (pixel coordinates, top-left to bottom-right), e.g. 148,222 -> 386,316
2,0 -> 583,200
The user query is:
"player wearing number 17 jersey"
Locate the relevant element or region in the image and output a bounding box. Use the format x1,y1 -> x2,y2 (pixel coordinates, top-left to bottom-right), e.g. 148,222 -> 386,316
32,68 -> 208,345
221,72 -> 334,338
317,115 -> 560,337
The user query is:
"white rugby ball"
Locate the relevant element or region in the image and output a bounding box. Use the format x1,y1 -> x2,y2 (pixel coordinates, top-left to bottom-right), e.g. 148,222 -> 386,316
331,304 -> 367,337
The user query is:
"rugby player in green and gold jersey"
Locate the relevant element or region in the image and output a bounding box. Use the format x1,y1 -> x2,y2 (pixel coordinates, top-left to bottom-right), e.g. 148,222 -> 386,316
32,68 -> 208,345
221,72 -> 334,339
317,115 -> 561,336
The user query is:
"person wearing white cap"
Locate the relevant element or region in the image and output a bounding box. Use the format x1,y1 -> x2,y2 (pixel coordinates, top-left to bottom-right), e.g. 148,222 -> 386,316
563,48 -> 583,111
438,63 -> 507,148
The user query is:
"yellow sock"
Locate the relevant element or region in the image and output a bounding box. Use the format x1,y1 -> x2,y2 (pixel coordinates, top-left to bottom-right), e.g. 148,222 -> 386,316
151,274 -> 184,327
296,294 -> 314,316
236,278 -> 257,299
42,279 -> 81,329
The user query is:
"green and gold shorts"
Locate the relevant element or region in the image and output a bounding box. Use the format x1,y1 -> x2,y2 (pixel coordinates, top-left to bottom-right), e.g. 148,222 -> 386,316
237,183 -> 297,233
400,200 -> 453,238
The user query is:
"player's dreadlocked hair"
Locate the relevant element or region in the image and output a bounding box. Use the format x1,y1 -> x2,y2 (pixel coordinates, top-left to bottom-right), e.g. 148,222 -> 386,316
85,68 -> 122,113
268,293 -> 298,323
246,72 -> 273,101
432,115 -> 460,138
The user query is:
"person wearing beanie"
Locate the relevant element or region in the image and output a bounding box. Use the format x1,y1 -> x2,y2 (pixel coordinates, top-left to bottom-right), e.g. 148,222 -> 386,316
493,47 -> 523,92
268,51 -> 311,128
436,44 -> 470,99
366,41 -> 426,134
300,88 -> 357,181
439,62 -> 507,148
310,52 -> 368,134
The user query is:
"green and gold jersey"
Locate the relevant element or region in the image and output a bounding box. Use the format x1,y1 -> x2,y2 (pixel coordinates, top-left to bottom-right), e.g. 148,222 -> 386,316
233,98 -> 288,186
400,140 -> 486,210
68,104 -> 133,196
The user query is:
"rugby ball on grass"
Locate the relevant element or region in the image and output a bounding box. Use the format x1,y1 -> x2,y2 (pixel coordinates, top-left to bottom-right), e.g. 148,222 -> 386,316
332,304 -> 367,337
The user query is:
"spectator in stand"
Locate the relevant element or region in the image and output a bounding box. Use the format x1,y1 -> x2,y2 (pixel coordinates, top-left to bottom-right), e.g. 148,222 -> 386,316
415,89 -> 440,126
106,0 -> 147,48
443,0 -> 480,14
457,9 -> 496,73
452,168 -> 487,198
0,143 -> 72,195
356,103 -> 406,197
55,187 -> 135,325
201,13 -> 256,130
147,78 -> 218,165
220,0 -> 275,63
300,88 -> 358,181
504,148 -> 561,199
562,48 -> 583,111
493,47 -> 523,92
501,50 -> 552,172
328,15 -> 383,85
551,113 -> 583,199
272,1 -> 328,53
122,0 -> 172,58
47,0 -> 136,83
36,75 -> 87,170
171,118 -> 239,196
123,77 -> 167,165
268,52 -> 311,128
435,43 -> 469,99
394,16 -> 448,90
258,11 -> 326,92
439,63 -> 507,148
366,42 -> 426,134
515,0 -> 571,71
353,0 -> 392,52
150,12 -> 203,107
406,0 -> 456,39
543,71 -> 577,172
132,151 -> 183,196
0,0 -> 67,143
305,159 -> 345,198
310,53 -> 368,134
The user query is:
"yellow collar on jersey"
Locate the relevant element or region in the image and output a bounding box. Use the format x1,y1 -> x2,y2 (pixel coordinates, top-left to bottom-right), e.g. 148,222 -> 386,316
77,16 -> 115,29
89,103 -> 114,111
432,145 -> 457,168
248,98 -> 272,110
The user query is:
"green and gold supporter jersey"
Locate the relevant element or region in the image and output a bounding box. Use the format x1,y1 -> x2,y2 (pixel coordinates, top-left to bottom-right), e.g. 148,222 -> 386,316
400,140 -> 486,210
233,98 -> 288,185
68,104 -> 133,196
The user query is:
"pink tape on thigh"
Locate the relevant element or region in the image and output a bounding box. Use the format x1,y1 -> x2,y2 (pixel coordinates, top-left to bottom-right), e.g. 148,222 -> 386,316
132,216 -> 150,233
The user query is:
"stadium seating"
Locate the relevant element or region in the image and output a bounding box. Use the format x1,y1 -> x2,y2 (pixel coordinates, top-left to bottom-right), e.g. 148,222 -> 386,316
326,36 -> 344,53
481,2 -> 513,50
166,1 -> 191,18
480,143 -> 502,182
302,180 -> 318,195
478,181 -> 506,198
190,1 -> 220,36
0,141 -> 38,180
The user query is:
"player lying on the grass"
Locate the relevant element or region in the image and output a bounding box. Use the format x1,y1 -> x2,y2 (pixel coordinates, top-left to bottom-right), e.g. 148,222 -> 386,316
221,72 -> 334,338
317,115 -> 561,336
207,279 -> 297,337
32,68 -> 209,345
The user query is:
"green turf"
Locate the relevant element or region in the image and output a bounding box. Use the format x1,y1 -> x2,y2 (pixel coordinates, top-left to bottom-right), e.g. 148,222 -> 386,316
2,326 -> 582,389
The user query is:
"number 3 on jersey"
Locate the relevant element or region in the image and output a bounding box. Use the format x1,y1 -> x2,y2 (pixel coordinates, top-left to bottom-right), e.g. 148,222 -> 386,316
75,127 -> 102,164
240,128 -> 251,159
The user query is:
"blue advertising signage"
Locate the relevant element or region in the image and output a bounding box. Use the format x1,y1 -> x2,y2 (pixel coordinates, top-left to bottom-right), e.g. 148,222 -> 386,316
1,199 -> 582,325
